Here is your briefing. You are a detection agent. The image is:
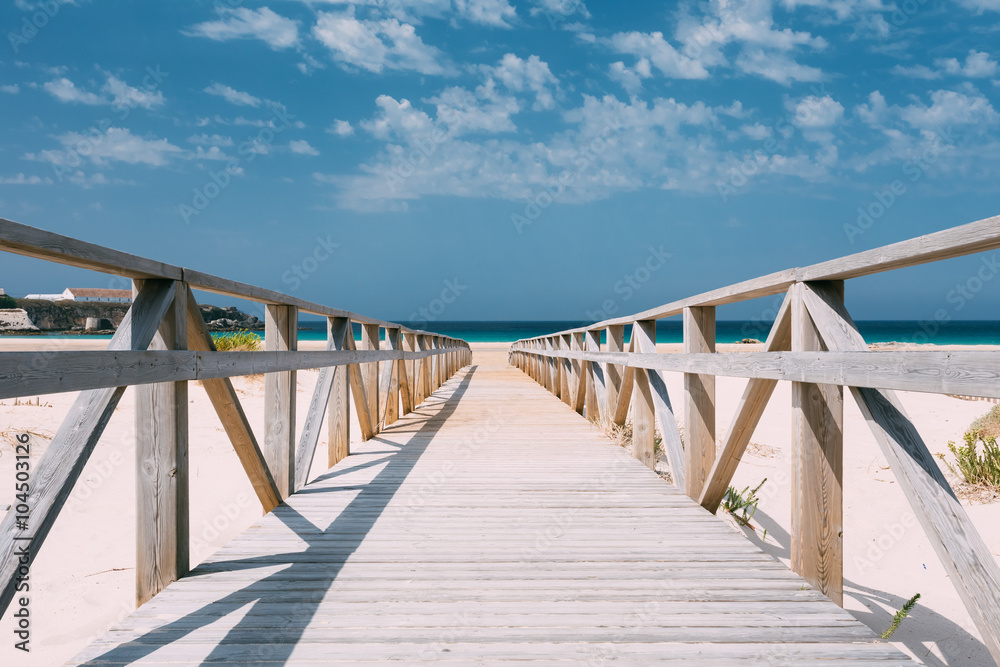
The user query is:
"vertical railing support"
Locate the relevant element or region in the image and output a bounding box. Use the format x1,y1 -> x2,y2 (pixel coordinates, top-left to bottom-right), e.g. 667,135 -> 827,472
328,317 -> 351,469
791,281 -> 844,606
362,323 -> 380,433
683,306 -> 716,500
584,329 -> 603,422
265,304 -> 298,500
632,320 -> 657,470
402,333 -> 417,415
606,325 -> 624,425
135,280 -> 189,607
384,328 -> 401,426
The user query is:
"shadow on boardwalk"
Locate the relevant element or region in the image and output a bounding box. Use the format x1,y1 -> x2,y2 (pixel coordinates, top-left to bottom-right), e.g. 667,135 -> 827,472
80,367 -> 478,666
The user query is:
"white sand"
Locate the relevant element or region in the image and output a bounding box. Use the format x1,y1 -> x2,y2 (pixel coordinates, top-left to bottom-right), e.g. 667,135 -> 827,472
0,339 -> 998,665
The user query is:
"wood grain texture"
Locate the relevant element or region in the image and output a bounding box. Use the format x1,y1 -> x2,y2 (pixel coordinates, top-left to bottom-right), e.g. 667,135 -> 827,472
69,356 -> 906,666
613,334 -> 636,427
803,281 -> 1000,663
328,319 -> 352,470
571,332 -> 586,414
584,330 -> 603,422
265,305 -> 298,500
606,325 -> 624,423
361,324 -> 380,436
383,328 -> 401,427
632,322 -> 657,471
635,320 -> 684,486
699,293 -> 792,513
683,306 -> 716,500
401,333 -> 416,416
344,332 -> 376,441
135,280 -> 189,607
791,283 -> 844,607
184,288 -> 281,514
0,279 -> 177,619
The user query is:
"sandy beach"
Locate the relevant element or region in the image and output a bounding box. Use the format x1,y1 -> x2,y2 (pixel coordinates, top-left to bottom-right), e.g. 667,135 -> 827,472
0,339 -> 998,665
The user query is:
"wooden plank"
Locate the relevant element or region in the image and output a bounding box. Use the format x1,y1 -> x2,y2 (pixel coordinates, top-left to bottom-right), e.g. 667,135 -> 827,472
511,213 -> 1000,338
802,281 -> 1000,662
584,330 -> 603,422
635,320 -> 684,486
613,334 -> 636,426
329,320 -> 352,469
0,279 -> 177,618
606,325 -> 624,423
383,328 -> 401,427
700,293 -> 792,513
401,333 -> 416,415
684,307 -> 716,500
572,332 -> 586,414
361,324 -> 380,434
294,317 -> 350,491
791,283 -> 844,607
135,280 -> 189,607
184,287 -> 281,513
560,335 -> 572,407
265,305 -> 298,500
344,331 -> 377,441
632,321 -> 657,471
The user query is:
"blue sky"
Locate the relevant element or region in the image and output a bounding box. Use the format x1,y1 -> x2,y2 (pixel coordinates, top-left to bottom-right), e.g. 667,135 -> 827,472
1,0 -> 999,324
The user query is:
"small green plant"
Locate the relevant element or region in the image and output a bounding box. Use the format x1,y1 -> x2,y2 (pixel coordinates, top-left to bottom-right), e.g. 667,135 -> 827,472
721,478 -> 767,527
938,431 -> 1000,489
881,593 -> 920,639
970,404 -> 1000,441
212,330 -> 262,352
0,294 -> 16,309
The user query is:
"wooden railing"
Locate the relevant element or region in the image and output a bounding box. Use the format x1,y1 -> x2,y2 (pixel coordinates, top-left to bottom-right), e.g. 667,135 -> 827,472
509,214 -> 1000,663
0,218 -> 471,615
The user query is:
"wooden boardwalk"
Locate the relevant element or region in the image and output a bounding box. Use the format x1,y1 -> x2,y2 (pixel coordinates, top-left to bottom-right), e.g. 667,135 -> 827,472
70,360 -> 910,665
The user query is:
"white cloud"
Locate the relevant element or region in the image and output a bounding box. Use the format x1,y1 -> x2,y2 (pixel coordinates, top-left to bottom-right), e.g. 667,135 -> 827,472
428,80 -> 519,134
891,64 -> 941,80
608,60 -> 650,94
531,0 -> 589,18
1,84 -> 19,94
736,49 -> 823,84
289,139 -> 320,155
789,95 -> 844,127
609,31 -> 709,79
0,173 -> 52,185
187,133 -> 234,147
361,95 -> 436,141
103,75 -> 164,110
313,11 -> 452,75
936,50 -> 998,78
855,90 -> 889,127
453,0 -> 517,27
741,123 -> 772,139
328,120 -> 355,136
204,82 -> 262,107
35,128 -> 183,167
899,89 -> 999,130
955,0 -> 1000,12
42,78 -> 104,105
485,54 -> 559,110
184,7 -> 300,50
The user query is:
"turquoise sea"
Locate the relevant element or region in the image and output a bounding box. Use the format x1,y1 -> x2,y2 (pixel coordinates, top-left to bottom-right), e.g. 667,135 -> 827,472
10,321 -> 1000,345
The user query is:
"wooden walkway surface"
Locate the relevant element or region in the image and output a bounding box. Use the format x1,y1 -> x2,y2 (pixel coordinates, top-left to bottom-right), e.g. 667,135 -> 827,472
70,361 -> 911,665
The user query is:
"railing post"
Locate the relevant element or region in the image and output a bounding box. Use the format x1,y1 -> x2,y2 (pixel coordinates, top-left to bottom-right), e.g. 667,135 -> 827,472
570,332 -> 585,414
329,317 -> 351,468
683,306 -> 716,500
265,304 -> 298,499
791,281 -> 844,606
361,323 -> 380,433
632,320 -> 657,470
384,328 -> 401,426
560,334 -> 572,406
606,325 -> 624,425
402,333 -> 417,415
135,280 -> 189,607
584,329 -> 602,422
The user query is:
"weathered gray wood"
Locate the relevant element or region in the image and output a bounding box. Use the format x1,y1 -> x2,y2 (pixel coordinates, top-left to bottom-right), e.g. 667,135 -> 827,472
613,334 -> 636,427
683,306 -> 716,500
382,328 -> 401,427
584,329 -> 604,422
294,317 -> 350,491
632,321 -> 657,471
135,280 -> 189,608
265,305 -> 298,500
560,335 -> 572,407
361,324 -> 380,434
791,283 -> 844,607
635,320 -> 685,486
0,280 -> 177,619
401,333 -> 416,415
345,331 -> 377,441
329,320 -> 351,470
802,281 -> 1000,662
184,288 -> 281,513
511,213 -> 1000,338
700,293 -> 792,513
571,332 -> 586,414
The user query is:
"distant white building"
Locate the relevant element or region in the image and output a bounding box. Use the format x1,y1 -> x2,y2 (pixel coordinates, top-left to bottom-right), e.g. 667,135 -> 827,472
24,288 -> 132,304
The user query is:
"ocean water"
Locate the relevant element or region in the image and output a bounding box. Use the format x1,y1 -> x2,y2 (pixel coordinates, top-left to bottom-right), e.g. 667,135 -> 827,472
11,320 -> 1000,345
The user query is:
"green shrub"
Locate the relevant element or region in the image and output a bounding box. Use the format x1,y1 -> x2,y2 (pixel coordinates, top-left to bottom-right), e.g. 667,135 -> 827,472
969,404 -> 1000,441
212,330 -> 262,352
940,431 -> 1000,489
722,478 -> 767,527
0,295 -> 16,309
